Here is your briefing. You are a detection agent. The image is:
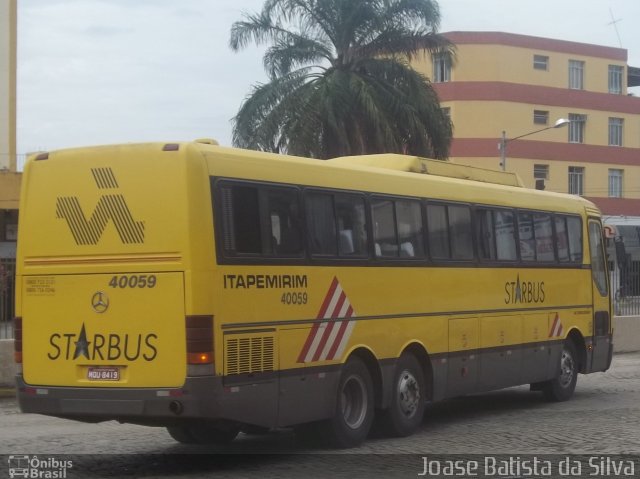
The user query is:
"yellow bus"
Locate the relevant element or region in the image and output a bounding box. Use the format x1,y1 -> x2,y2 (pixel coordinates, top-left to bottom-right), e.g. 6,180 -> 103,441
14,141 -> 612,447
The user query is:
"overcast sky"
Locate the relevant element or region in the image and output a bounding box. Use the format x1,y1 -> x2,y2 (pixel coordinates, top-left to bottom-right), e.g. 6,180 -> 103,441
16,0 -> 640,165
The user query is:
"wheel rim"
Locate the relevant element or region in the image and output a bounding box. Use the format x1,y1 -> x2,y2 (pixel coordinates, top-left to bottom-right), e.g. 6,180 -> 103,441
397,370 -> 421,418
559,348 -> 575,388
340,374 -> 368,430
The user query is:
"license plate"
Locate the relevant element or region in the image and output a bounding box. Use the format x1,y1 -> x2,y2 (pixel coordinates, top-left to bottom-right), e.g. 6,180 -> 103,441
87,367 -> 120,381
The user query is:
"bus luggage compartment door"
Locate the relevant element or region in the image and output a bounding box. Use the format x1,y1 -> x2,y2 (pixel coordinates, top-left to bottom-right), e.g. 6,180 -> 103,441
22,272 -> 186,388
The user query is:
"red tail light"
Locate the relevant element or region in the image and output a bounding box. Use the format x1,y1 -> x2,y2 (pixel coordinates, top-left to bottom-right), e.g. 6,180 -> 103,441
186,315 -> 213,365
13,317 -> 22,363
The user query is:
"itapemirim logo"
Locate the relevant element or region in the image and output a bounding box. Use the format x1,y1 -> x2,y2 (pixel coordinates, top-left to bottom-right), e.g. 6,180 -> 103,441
55,168 -> 145,245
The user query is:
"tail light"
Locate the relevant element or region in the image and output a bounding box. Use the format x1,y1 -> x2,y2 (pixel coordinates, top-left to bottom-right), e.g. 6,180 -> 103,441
186,315 -> 213,365
13,317 -> 22,363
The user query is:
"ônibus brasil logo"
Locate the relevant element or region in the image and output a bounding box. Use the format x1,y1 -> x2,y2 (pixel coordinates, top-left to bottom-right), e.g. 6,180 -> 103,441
7,455 -> 73,478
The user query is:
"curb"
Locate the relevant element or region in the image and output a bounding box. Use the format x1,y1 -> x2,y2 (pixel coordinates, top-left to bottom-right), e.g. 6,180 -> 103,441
0,387 -> 16,399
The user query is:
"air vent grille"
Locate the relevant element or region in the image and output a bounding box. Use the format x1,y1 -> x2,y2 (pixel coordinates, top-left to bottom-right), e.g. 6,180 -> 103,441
225,335 -> 275,375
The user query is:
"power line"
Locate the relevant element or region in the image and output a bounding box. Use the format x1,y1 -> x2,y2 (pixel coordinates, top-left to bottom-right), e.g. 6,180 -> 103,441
608,8 -> 623,48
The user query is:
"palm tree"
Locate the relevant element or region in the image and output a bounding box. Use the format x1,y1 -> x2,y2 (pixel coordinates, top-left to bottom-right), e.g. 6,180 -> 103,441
230,0 -> 454,160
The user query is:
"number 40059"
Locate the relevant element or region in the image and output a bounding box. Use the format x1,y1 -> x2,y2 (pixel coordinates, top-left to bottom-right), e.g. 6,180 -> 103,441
109,275 -> 157,289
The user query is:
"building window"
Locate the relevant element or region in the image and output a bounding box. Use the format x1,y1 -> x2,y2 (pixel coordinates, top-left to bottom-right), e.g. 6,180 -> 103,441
534,164 -> 549,180
433,53 -> 451,83
608,169 -> 623,198
608,65 -> 624,94
609,117 -> 623,146
568,60 -> 584,89
533,54 -> 549,71
568,114 -> 586,143
533,110 -> 549,125
568,166 -> 584,195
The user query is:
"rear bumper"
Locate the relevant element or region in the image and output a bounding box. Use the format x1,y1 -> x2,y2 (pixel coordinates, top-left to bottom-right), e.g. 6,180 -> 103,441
15,374 -> 277,427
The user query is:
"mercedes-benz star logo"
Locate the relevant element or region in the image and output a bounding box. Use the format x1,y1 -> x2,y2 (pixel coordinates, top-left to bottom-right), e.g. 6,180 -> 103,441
91,291 -> 109,313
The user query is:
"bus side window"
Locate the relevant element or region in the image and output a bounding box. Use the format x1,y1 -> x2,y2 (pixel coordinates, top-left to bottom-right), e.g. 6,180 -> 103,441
372,197 -> 424,259
567,216 -> 583,262
555,216 -> 570,262
372,198 -> 398,257
495,210 -> 517,261
335,194 -> 368,257
427,204 -> 450,259
518,212 -> 536,262
397,200 -> 424,258
267,189 -> 302,256
475,208 -> 496,260
221,185 -> 263,255
371,199 -> 398,258
306,192 -> 337,256
534,213 -> 554,262
449,205 -> 473,260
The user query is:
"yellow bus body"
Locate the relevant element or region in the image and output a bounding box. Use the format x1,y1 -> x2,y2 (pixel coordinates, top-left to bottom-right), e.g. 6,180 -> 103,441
15,141 -> 612,442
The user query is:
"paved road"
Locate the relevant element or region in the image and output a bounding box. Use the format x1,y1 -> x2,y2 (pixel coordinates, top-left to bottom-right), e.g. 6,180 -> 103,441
1,353 -> 639,478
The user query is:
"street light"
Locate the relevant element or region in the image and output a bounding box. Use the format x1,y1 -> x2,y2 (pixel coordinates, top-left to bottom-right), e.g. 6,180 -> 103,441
499,118 -> 570,171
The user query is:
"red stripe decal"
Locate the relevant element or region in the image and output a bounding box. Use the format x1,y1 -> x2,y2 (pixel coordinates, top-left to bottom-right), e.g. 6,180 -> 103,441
327,305 -> 353,360
297,277 -> 339,363
311,291 -> 347,361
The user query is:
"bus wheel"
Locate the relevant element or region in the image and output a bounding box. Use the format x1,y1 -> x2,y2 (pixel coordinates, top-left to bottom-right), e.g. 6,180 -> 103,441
381,353 -> 426,437
324,356 -> 374,448
542,341 -> 578,402
166,424 -> 239,444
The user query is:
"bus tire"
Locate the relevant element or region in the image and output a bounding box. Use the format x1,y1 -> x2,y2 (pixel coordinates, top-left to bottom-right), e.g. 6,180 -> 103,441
541,341 -> 578,402
166,424 -> 239,444
323,356 -> 374,448
381,353 -> 426,437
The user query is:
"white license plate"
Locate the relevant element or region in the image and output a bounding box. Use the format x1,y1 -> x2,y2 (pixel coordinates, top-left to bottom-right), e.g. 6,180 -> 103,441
87,367 -> 120,381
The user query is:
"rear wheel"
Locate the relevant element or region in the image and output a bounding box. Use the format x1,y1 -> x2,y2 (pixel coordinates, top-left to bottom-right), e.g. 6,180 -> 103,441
167,423 -> 239,444
542,341 -> 578,402
322,356 -> 374,448
381,354 -> 426,437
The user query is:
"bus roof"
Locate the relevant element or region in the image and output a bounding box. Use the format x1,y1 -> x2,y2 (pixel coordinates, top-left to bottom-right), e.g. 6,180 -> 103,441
25,141 -> 600,217
190,142 -> 599,216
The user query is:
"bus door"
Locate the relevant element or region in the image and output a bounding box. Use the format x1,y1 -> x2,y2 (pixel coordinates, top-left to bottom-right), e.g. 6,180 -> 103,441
588,220 -> 613,372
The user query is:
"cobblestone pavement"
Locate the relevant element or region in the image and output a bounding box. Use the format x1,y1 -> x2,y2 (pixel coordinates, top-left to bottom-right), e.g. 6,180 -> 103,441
0,353 -> 639,478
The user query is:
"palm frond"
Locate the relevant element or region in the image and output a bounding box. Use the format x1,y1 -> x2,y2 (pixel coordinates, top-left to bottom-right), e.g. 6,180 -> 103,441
230,0 -> 453,159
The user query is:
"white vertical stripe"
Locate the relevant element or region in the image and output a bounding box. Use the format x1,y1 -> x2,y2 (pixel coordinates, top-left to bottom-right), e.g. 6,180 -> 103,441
319,298 -> 351,360
332,315 -> 357,360
303,285 -> 343,362
551,317 -> 563,337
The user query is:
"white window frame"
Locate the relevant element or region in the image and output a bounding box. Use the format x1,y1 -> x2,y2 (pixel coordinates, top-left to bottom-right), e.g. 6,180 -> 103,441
568,114 -> 586,143
534,164 -> 549,180
569,60 -> 585,90
608,117 -> 623,146
533,110 -> 549,125
608,169 -> 623,198
433,53 -> 451,83
568,166 -> 584,196
608,65 -> 624,94
533,55 -> 549,71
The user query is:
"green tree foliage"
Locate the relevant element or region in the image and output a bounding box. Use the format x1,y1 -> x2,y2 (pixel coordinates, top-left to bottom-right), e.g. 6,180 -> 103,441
230,0 -> 454,159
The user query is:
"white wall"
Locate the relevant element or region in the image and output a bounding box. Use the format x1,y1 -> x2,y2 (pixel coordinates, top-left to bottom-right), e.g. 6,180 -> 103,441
0,0 -> 15,171
0,339 -> 16,386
